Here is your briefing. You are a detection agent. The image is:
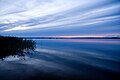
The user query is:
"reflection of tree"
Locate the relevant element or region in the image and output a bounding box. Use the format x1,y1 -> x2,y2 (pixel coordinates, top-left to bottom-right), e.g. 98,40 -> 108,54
0,36 -> 36,60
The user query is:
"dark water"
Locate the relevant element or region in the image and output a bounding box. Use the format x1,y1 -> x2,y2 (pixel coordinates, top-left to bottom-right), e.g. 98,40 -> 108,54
0,39 -> 120,80
34,39 -> 120,80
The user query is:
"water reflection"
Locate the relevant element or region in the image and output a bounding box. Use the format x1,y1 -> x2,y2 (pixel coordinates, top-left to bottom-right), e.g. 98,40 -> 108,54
47,39 -> 120,44
0,38 -> 120,80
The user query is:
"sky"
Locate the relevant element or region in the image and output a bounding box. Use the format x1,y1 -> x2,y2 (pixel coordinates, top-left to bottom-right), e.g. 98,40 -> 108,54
0,0 -> 120,37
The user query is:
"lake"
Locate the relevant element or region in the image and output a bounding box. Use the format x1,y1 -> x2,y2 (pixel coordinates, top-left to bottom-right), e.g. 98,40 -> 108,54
33,39 -> 120,80
0,39 -> 120,80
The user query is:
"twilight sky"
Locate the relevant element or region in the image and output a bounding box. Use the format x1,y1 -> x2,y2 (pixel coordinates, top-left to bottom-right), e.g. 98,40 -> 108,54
0,0 -> 120,36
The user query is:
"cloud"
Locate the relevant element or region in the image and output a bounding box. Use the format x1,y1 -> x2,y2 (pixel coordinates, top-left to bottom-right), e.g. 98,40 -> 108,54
0,0 -> 120,36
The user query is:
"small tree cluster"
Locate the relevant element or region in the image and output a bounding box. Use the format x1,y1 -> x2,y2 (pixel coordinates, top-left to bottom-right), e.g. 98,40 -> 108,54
0,36 -> 36,59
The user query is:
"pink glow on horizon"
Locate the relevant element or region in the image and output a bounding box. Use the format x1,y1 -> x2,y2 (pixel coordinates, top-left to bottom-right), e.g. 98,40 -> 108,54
21,33 -> 120,38
55,39 -> 120,44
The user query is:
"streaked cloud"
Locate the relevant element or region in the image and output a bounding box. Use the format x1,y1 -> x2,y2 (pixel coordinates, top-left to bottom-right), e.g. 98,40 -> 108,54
0,0 -> 120,36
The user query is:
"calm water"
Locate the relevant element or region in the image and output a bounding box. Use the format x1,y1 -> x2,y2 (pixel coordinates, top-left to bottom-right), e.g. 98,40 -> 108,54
1,39 -> 120,80
34,39 -> 120,80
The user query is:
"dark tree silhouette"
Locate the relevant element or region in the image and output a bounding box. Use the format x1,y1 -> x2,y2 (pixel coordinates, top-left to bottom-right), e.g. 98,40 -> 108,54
0,36 -> 36,60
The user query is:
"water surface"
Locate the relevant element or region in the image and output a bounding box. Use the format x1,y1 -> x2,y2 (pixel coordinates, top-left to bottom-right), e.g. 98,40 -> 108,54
33,39 -> 120,80
0,39 -> 120,80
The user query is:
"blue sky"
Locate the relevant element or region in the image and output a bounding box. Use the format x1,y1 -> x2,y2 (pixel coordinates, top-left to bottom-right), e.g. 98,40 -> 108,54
0,0 -> 120,36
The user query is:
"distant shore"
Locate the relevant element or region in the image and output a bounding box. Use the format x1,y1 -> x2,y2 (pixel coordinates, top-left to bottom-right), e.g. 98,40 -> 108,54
20,36 -> 120,39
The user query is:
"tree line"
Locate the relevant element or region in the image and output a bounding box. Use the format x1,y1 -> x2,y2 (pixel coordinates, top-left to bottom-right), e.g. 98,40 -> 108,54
0,36 -> 36,60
